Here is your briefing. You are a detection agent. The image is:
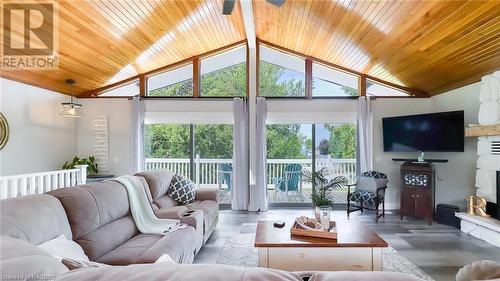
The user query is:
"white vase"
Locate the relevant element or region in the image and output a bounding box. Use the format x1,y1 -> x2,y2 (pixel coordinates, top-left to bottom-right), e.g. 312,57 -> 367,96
315,206 -> 321,219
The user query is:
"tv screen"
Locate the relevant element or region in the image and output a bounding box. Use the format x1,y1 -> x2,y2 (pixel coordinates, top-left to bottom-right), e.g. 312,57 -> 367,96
383,111 -> 464,152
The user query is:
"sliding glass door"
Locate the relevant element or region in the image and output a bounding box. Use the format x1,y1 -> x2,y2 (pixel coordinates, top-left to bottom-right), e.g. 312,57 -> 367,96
266,124 -> 313,205
315,124 -> 357,204
144,124 -> 192,178
144,123 -> 234,205
266,123 -> 357,206
194,124 -> 233,204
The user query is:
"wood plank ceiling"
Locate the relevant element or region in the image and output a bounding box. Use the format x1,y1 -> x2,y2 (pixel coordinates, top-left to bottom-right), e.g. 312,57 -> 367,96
254,0 -> 500,95
0,0 -> 246,95
1,0 -> 498,96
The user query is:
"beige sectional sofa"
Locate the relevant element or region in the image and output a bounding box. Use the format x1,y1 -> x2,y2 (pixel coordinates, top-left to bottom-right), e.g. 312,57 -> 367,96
1,170 -> 217,265
0,169 -> 425,281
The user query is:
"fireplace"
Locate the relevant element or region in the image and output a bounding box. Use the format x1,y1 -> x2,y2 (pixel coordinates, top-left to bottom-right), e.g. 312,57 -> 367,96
486,171 -> 500,219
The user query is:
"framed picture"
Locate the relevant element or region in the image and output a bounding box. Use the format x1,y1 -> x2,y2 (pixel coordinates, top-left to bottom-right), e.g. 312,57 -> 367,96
0,113 -> 9,150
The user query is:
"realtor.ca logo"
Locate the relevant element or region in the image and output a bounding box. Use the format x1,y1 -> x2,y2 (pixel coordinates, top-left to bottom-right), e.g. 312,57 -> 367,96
1,1 -> 58,70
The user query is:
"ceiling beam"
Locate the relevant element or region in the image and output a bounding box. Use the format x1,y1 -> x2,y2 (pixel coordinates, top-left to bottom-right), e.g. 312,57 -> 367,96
240,0 -> 256,49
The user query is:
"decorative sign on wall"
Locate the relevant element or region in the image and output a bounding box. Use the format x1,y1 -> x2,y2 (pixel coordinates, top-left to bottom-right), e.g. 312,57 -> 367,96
0,113 -> 9,150
93,115 -> 109,172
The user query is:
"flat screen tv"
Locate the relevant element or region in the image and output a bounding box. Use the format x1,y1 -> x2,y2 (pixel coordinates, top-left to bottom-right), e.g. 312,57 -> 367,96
383,110 -> 464,152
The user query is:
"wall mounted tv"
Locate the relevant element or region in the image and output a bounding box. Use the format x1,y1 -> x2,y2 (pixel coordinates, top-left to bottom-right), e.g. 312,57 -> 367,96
383,110 -> 464,152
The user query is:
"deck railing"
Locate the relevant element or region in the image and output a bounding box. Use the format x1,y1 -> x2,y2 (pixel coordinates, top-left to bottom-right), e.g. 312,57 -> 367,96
145,157 -> 356,187
0,165 -> 88,200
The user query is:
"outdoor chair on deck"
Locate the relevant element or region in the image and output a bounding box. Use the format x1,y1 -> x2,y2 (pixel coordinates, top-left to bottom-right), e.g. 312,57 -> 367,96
218,163 -> 232,193
272,163 -> 303,200
347,171 -> 388,222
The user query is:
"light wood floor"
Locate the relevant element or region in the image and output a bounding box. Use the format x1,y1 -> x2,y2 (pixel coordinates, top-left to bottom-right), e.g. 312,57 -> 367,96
194,208 -> 500,281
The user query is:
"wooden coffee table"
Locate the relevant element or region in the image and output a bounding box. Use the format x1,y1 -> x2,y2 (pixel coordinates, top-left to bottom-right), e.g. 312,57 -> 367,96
254,220 -> 388,271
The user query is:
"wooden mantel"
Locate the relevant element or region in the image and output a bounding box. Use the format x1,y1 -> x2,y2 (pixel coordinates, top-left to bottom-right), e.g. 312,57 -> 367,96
465,124 -> 500,137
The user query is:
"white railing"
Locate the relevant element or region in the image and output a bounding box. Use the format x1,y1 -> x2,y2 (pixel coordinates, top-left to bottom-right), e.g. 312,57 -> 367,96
145,157 -> 356,187
0,165 -> 87,200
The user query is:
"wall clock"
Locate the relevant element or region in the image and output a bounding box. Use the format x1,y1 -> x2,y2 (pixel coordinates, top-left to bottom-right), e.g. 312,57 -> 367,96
0,113 -> 9,150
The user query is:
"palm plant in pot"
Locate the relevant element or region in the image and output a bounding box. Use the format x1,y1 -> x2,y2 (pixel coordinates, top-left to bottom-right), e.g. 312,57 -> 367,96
302,167 -> 347,218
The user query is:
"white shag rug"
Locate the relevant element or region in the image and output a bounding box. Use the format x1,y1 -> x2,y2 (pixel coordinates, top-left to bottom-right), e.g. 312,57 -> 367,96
216,233 -> 434,281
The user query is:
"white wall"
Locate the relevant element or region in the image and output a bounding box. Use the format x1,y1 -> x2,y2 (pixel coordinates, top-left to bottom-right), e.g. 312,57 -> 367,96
0,78 -> 77,176
372,83 -> 480,208
76,99 -> 133,176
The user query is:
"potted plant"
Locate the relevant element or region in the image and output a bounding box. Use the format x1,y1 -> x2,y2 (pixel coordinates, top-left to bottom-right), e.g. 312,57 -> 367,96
63,156 -> 98,175
302,167 -> 347,218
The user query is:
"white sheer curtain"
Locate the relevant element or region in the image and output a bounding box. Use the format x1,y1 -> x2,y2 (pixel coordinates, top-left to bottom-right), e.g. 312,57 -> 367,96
250,97 -> 268,211
356,96 -> 373,174
131,96 -> 145,173
232,98 -> 249,210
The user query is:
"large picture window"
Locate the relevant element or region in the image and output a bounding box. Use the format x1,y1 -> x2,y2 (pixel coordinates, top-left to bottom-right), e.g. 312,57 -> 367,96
147,64 -> 193,97
200,46 -> 246,97
259,45 -> 306,97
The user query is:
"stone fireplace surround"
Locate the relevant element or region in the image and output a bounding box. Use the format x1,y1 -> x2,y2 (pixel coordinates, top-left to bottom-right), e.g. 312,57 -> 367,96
456,71 -> 500,248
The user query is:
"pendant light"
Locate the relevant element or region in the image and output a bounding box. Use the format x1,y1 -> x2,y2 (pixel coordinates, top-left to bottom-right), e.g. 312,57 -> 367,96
60,79 -> 83,118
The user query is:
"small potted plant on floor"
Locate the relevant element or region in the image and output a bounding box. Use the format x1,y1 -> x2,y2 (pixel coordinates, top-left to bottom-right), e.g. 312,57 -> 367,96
302,168 -> 347,219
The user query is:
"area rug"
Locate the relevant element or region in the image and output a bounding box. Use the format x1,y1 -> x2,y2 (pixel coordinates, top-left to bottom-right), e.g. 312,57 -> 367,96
216,232 -> 434,281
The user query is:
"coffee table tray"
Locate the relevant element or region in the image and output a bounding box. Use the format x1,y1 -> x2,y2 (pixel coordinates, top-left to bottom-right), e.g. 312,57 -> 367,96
290,221 -> 337,240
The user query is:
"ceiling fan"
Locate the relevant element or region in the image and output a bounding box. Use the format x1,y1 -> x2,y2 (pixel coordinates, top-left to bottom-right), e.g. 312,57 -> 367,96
223,0 -> 285,15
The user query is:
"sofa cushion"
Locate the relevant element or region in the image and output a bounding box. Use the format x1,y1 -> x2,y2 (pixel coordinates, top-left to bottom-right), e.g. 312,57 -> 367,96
186,200 -> 218,234
168,174 -> 196,204
309,271 -> 424,281
135,170 -> 176,201
0,236 -> 69,278
55,264 -> 303,281
97,226 -> 198,265
0,194 -> 72,245
49,181 -> 139,261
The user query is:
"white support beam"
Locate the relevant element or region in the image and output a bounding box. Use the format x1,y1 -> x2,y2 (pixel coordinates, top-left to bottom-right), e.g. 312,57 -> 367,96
240,0 -> 258,210
240,0 -> 256,49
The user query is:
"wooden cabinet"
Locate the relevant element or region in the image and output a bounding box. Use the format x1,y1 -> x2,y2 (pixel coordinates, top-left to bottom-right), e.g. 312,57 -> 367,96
400,162 -> 435,225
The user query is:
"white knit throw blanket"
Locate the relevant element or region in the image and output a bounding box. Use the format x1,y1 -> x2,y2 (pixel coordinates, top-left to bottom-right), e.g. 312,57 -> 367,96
114,175 -> 186,235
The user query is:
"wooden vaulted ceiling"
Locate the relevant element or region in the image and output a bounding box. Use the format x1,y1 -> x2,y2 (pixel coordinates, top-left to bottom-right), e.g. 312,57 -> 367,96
254,0 -> 500,95
1,0 -> 499,97
1,0 -> 246,95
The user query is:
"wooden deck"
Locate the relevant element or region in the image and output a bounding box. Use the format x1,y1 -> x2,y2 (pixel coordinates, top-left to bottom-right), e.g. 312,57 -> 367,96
217,187 -> 348,205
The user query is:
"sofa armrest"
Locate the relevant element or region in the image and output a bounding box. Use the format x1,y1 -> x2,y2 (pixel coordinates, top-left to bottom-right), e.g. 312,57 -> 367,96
179,209 -> 204,231
155,206 -> 189,220
195,188 -> 219,202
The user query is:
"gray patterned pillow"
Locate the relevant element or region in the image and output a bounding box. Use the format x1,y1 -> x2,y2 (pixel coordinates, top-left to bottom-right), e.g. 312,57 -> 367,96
167,174 -> 196,204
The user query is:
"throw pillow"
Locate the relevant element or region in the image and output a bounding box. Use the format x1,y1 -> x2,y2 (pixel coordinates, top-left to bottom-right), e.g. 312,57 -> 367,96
38,234 -> 89,262
167,174 -> 196,204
